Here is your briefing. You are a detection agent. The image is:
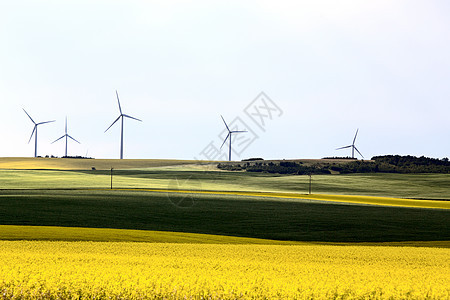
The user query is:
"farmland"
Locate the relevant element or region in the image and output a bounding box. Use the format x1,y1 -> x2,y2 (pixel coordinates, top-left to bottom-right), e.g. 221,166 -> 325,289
1,189 -> 449,242
0,158 -> 449,299
0,162 -> 449,200
0,159 -> 449,242
0,157 -> 200,170
0,241 -> 449,299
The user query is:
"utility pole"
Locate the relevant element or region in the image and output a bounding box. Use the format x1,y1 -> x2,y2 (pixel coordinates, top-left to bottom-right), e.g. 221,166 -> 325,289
308,173 -> 312,195
110,167 -> 113,189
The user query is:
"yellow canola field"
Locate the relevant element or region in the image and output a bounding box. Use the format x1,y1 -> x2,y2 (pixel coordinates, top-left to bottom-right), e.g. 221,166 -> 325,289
0,241 -> 449,299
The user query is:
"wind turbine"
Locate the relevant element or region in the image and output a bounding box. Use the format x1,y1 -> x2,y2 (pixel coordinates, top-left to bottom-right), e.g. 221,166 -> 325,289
105,90 -> 142,159
220,115 -> 247,161
52,117 -> 80,157
23,109 -> 55,157
336,129 -> 364,159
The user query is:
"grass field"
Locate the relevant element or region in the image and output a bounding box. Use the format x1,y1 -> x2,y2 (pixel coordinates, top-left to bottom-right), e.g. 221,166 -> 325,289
0,157 -> 354,171
1,225 -> 448,247
0,225 -> 302,244
1,168 -> 449,200
1,189 -> 448,242
2,157 -> 449,199
0,157 -> 205,170
0,158 -> 449,243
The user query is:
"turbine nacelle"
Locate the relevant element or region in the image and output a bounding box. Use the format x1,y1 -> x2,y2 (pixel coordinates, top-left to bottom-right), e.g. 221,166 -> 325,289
52,117 -> 81,157
220,115 -> 247,161
105,90 -> 142,159
23,108 -> 55,157
336,129 -> 364,159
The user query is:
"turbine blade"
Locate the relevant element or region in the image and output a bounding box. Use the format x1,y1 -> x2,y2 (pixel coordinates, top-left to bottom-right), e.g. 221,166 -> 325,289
23,109 -> 36,124
336,145 -> 352,150
28,126 -> 36,144
232,130 -> 247,133
68,135 -> 81,144
221,115 -> 230,132
37,120 -> 55,125
116,90 -> 122,114
105,116 -> 121,133
220,133 -> 230,149
52,135 -> 65,144
122,114 -> 142,122
354,146 -> 364,158
65,117 -> 67,134
353,128 -> 359,145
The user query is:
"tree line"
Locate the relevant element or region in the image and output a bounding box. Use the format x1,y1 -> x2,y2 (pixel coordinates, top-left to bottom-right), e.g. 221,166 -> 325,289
217,155 -> 450,175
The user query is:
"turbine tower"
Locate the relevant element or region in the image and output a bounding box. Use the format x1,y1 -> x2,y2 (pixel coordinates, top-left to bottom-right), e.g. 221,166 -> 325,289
105,90 -> 142,159
220,115 -> 247,161
52,117 -> 80,157
336,129 -> 364,159
23,109 -> 55,157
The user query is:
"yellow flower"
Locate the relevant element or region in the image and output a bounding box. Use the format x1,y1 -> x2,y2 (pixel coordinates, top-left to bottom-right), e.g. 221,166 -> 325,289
0,241 -> 448,299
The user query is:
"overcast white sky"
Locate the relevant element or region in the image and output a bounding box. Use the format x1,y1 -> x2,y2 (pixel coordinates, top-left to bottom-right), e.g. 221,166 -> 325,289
1,1 -> 449,160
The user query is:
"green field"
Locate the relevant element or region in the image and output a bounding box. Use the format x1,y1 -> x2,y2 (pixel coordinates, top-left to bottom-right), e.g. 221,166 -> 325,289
0,158 -> 449,243
0,157 -> 202,170
1,188 -> 449,242
0,225 -> 305,244
1,168 -> 449,200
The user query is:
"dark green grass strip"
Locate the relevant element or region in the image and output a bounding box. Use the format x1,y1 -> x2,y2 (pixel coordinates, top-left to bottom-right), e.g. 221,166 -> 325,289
0,189 -> 448,242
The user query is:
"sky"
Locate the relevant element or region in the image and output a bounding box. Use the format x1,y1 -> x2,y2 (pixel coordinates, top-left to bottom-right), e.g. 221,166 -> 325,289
1,0 -> 449,160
